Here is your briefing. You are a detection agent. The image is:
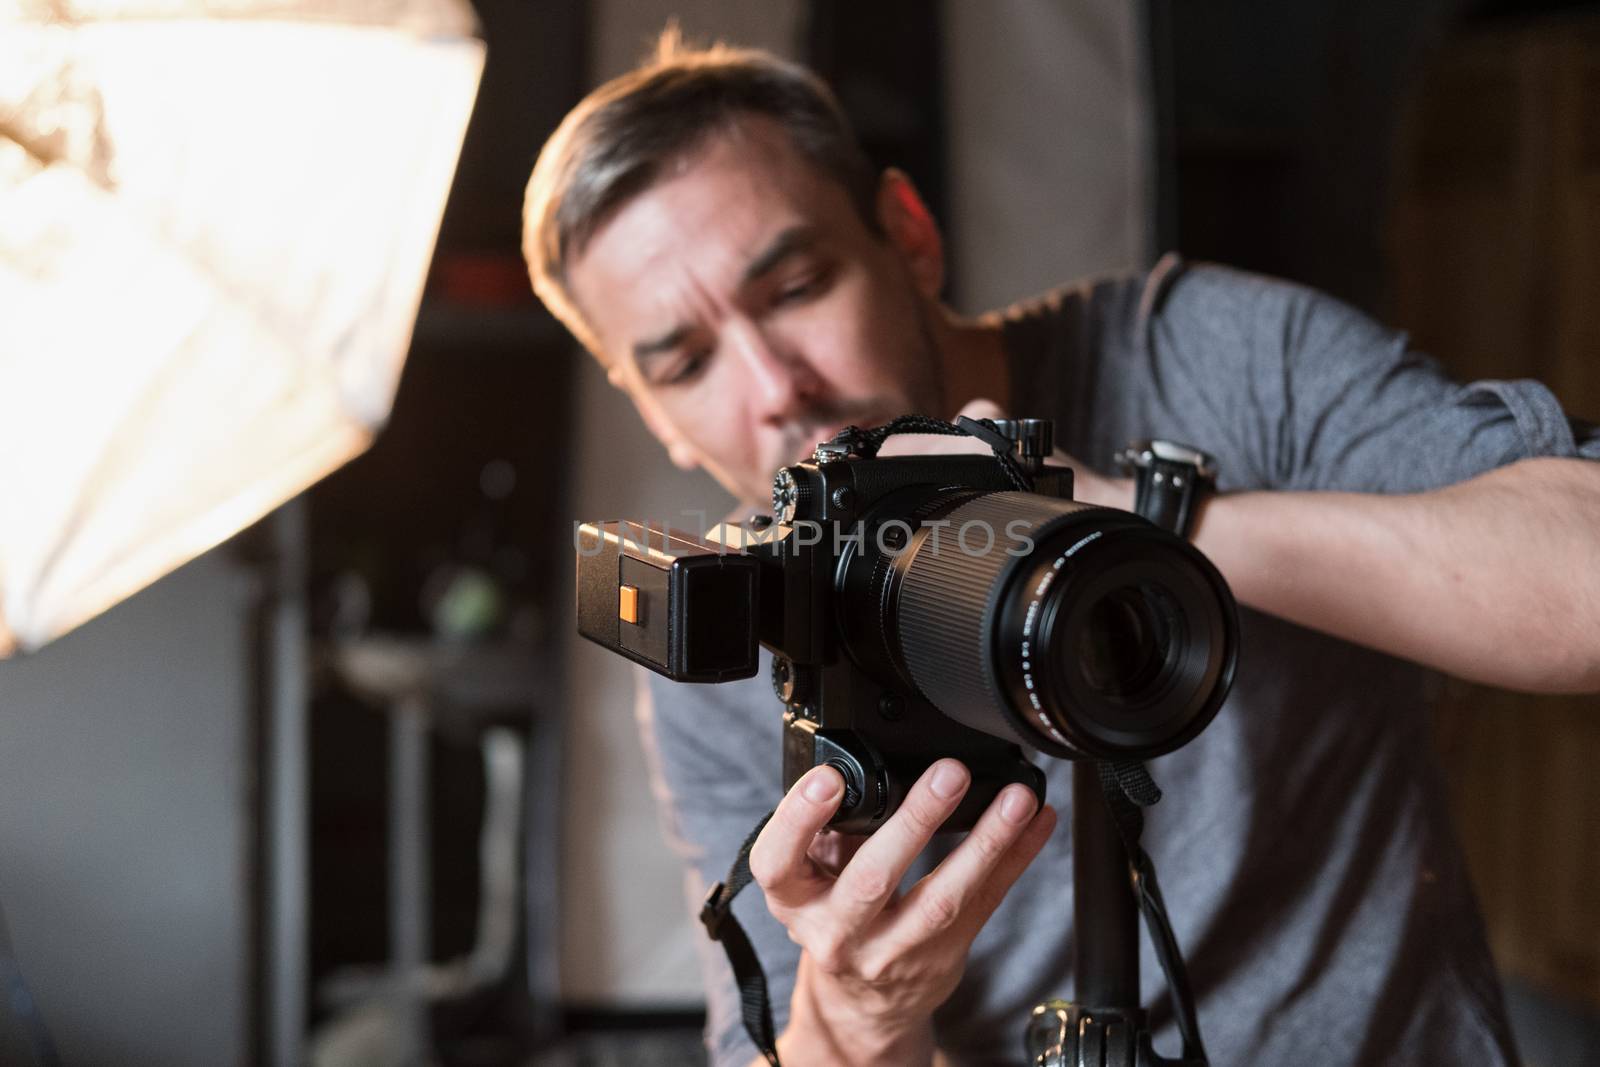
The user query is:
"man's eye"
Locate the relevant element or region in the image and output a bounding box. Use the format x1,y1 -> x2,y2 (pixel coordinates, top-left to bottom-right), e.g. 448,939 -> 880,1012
773,268 -> 831,307
657,349 -> 710,386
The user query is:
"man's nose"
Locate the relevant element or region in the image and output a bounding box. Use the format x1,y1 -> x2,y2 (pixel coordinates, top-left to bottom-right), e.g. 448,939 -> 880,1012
725,317 -> 817,422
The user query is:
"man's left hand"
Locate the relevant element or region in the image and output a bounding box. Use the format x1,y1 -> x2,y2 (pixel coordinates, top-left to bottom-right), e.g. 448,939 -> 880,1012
877,398 -> 1132,510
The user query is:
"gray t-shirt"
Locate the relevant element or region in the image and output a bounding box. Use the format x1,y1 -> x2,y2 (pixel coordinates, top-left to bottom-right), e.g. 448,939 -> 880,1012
637,256 -> 1600,1066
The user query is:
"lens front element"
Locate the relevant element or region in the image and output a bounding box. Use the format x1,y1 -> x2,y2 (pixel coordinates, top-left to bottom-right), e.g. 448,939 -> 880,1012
1077,582 -> 1182,707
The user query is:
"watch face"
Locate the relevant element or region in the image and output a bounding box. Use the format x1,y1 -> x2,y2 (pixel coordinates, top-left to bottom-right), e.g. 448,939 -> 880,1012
1119,439 -> 1217,481
1149,440 -> 1216,477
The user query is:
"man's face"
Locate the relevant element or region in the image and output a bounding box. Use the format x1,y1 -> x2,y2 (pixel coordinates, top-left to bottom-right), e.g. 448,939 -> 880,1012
566,118 -> 947,505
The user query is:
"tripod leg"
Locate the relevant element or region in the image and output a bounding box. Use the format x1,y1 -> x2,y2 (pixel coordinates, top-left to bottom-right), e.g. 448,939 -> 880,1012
1024,766 -> 1145,1066
1074,761 -> 1138,1008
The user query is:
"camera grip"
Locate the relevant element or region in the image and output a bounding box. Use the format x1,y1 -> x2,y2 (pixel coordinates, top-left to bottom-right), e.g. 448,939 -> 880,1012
782,712 -> 1045,835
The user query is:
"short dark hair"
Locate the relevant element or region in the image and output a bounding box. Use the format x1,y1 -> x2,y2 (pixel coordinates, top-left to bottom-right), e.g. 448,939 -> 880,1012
522,31 -> 880,356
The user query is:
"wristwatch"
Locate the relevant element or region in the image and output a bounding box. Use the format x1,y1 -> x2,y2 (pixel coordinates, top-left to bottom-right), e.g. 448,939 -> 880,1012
1115,439 -> 1217,539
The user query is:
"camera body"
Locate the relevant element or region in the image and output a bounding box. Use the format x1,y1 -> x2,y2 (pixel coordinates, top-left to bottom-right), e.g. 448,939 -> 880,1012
576,423 -> 1237,834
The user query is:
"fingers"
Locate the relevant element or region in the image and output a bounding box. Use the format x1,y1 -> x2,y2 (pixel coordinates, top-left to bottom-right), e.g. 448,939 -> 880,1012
886,785 -> 1057,948
878,432 -> 992,458
826,759 -> 972,934
747,764 -> 845,906
807,829 -> 868,878
972,802 -> 1057,923
956,398 -> 1006,422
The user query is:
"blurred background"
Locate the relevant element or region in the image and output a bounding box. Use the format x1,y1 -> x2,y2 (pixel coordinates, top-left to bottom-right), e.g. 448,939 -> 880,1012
2,0 -> 1598,1065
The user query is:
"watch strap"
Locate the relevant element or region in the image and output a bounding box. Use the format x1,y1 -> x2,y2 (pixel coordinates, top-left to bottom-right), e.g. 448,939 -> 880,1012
1117,440 -> 1216,539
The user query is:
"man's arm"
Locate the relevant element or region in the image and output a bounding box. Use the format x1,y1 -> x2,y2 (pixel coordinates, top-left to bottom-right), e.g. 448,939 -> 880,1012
1077,455 -> 1600,693
1085,264 -> 1600,695
1194,455 -> 1600,693
942,389 -> 1600,695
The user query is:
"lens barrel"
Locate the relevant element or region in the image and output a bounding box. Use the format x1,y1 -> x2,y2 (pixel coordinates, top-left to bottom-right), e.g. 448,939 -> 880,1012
879,492 -> 1236,761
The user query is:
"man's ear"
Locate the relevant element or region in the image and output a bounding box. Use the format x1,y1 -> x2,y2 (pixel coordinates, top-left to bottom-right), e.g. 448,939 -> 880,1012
876,167 -> 944,298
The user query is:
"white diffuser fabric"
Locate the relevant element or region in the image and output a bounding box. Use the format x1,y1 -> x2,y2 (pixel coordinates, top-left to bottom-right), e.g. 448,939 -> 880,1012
0,0 -> 484,655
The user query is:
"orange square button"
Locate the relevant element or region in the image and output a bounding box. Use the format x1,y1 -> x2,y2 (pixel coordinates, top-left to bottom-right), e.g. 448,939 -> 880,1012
619,584 -> 640,624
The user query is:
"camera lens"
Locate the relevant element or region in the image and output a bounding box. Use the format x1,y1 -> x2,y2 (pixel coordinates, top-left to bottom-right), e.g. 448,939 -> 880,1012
1076,583 -> 1179,707
869,491 -> 1237,761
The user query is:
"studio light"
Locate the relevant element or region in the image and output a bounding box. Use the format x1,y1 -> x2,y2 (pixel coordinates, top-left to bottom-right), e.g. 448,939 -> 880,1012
0,0 -> 485,656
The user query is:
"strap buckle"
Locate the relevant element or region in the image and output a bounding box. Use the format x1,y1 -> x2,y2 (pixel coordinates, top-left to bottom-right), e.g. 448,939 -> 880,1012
698,880 -> 729,940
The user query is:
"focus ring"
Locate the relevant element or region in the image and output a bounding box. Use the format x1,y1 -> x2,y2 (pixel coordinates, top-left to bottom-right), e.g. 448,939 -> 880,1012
896,493 -> 1092,744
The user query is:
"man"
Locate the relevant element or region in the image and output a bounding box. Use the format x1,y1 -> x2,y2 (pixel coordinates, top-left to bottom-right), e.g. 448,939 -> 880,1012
523,39 -> 1600,1067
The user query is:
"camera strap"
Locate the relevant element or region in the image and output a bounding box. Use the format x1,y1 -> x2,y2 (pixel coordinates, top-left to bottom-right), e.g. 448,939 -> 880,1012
697,417 -> 1206,1065
1097,761 -> 1208,1063
699,811 -> 781,1067
831,413 -> 1035,490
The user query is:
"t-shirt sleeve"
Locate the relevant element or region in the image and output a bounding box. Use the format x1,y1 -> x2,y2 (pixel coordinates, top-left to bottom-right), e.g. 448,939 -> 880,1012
1139,261 -> 1600,492
635,660 -> 798,1067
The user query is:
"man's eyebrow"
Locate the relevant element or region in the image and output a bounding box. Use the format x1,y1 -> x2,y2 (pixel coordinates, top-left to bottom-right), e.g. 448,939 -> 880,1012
629,226 -> 820,368
740,224 -> 819,287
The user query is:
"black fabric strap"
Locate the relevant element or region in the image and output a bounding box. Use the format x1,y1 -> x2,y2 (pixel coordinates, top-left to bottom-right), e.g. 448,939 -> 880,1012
1097,761 -> 1208,1064
700,810 -> 782,1066
831,415 -> 1033,491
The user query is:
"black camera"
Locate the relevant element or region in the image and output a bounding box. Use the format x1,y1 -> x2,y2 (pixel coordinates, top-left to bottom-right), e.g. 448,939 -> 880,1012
576,419 -> 1238,833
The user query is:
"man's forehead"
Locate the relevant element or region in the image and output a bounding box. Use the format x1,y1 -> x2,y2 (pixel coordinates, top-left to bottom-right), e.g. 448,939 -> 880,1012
575,182 -> 799,321
596,119 -> 849,250
571,132 -> 846,349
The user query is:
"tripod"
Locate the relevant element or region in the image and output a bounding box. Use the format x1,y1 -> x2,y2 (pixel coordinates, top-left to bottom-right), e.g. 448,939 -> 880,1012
1024,761 -> 1208,1067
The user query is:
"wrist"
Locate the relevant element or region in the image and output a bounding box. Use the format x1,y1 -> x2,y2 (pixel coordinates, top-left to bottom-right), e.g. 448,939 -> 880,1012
1186,484 -> 1221,544
1077,470 -> 1135,512
781,954 -> 936,1067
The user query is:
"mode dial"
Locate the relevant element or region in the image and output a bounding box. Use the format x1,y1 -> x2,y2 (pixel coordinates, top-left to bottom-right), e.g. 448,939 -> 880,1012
771,466 -> 814,524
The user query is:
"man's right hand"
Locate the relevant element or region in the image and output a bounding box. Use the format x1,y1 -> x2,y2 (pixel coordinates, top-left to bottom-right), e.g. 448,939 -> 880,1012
746,759 -> 1058,1067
